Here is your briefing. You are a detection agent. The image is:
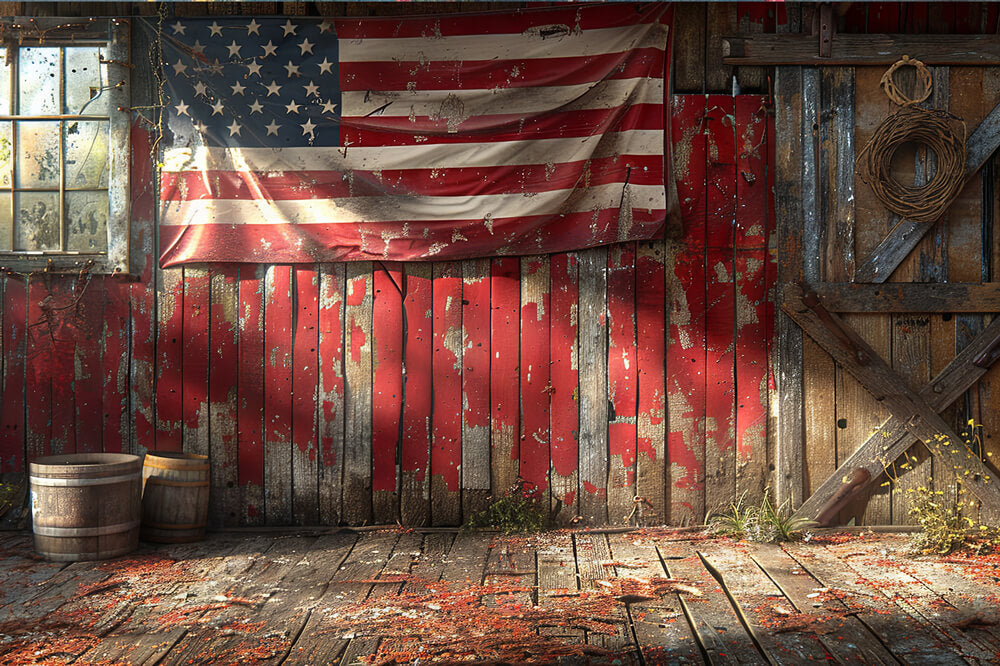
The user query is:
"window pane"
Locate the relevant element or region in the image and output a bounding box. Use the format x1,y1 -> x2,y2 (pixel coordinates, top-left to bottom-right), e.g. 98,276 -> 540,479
0,48 -> 10,114
0,193 -> 10,251
16,122 -> 60,188
67,191 -> 107,252
65,121 -> 109,188
64,46 -> 108,115
0,122 -> 10,188
19,47 -> 59,115
14,191 -> 60,251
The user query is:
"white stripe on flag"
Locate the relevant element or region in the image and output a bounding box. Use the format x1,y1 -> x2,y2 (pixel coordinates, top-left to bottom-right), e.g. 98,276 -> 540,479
160,182 -> 666,226
341,77 -> 664,119
161,129 -> 664,173
337,22 -> 669,64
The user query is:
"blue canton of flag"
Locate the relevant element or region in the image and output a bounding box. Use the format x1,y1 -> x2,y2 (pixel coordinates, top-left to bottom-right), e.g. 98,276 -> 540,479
161,18 -> 340,148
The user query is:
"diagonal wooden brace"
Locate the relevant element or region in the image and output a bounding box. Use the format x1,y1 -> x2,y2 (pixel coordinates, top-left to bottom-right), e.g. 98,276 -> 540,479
783,283 -> 1000,517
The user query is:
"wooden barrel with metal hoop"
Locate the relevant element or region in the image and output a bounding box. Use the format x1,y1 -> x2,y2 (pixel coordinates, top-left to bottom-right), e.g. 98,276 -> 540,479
28,453 -> 142,562
141,452 -> 210,543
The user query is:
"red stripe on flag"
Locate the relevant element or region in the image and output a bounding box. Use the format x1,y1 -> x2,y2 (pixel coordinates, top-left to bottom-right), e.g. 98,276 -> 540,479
159,207 -> 666,266
340,49 -> 665,92
342,106 -> 663,146
161,155 -> 663,202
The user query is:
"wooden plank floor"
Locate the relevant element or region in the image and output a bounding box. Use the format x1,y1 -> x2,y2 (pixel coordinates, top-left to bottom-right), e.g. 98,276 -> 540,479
0,529 -> 994,664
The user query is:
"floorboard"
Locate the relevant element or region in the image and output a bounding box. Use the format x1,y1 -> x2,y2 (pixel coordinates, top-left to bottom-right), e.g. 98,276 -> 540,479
0,529 -> 993,665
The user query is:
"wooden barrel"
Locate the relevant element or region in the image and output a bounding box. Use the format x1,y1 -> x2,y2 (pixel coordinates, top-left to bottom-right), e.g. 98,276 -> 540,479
29,453 -> 142,562
141,452 -> 210,543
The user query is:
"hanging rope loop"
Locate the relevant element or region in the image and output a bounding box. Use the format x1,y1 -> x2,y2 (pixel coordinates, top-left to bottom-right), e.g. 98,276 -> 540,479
879,55 -> 933,106
857,106 -> 967,224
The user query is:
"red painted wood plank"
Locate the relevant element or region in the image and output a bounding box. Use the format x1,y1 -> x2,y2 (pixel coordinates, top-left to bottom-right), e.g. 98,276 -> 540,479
520,256 -> 550,508
548,252 -> 579,525
183,268 -> 210,456
74,275 -> 104,454
50,279 -> 77,456
373,263 -> 403,524
668,94 -> 708,525
432,262 -> 462,525
667,250 -> 707,526
866,2 -> 901,32
636,242 -> 666,524
735,96 -> 769,250
0,276 -> 26,471
902,2 -> 929,32
705,248 -> 736,515
735,95 -> 770,504
292,266 -> 320,525
705,94 -> 737,516
103,277 -> 129,454
490,257 -> 520,499
209,266 -> 239,526
461,258 -> 491,519
672,94 -> 707,248
343,262 -> 373,525
155,268 -> 184,452
238,266 -> 266,525
706,95 -> 736,251
318,264 -> 345,526
129,125 -> 157,458
264,265 -> 293,525
607,244 -> 637,523
24,279 -> 51,461
401,263 -> 431,525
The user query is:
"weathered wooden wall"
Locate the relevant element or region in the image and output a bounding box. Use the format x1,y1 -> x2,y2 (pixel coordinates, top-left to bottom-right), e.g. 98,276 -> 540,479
2,3 -> 999,527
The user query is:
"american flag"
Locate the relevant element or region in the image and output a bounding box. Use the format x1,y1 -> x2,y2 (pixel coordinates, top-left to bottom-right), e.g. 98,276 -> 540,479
157,4 -> 670,266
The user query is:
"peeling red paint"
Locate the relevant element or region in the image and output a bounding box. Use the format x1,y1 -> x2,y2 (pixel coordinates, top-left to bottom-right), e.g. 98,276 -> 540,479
350,325 -> 367,364
583,481 -> 607,498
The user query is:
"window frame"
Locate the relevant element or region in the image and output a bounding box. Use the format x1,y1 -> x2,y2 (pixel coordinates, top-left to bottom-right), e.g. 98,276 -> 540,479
0,17 -> 130,275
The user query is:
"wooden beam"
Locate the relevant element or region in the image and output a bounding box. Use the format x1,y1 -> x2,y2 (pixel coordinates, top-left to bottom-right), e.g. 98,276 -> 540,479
724,34 -> 1000,66
855,98 -> 1000,283
815,282 -> 1000,313
795,312 -> 1000,523
782,284 -> 1000,516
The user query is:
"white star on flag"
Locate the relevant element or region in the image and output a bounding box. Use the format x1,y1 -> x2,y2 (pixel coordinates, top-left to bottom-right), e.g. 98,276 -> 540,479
264,81 -> 282,96
227,41 -> 242,58
227,120 -> 242,136
174,100 -> 190,116
300,118 -> 316,137
172,61 -> 188,76
303,81 -> 320,97
261,41 -> 277,57
208,22 -> 223,37
190,40 -> 206,56
246,60 -> 262,77
281,20 -> 297,36
248,100 -> 264,114
171,21 -> 186,35
285,100 -> 302,114
265,120 -> 281,136
211,100 -> 225,116
298,38 -> 314,56
284,61 -> 300,78
193,81 -> 208,97
231,81 -> 246,95
246,19 -> 260,35
317,58 -> 333,75
320,99 -> 338,115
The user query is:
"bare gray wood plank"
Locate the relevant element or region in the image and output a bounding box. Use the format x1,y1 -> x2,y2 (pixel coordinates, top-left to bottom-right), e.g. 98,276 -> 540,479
343,262 -> 374,526
574,532 -> 634,657
784,541 -> 968,664
658,539 -> 764,665
537,532 -> 587,644
724,34 -> 1000,66
814,282 -> 1000,313
577,246 -> 609,526
697,543 -> 830,664
607,533 -> 702,665
750,543 -> 898,664
773,65 -> 806,509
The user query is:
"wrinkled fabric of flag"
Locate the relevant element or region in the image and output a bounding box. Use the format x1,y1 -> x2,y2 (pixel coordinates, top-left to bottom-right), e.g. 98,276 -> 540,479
155,4 -> 670,266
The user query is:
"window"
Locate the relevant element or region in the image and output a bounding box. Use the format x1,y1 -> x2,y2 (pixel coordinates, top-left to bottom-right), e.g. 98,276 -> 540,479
0,17 -> 130,274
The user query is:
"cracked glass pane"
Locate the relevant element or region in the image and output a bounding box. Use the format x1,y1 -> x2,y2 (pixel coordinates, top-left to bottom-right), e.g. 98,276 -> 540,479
65,121 -> 109,188
19,47 -> 59,115
64,46 -> 108,115
66,191 -> 107,252
14,191 -> 59,251
16,121 -> 60,188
